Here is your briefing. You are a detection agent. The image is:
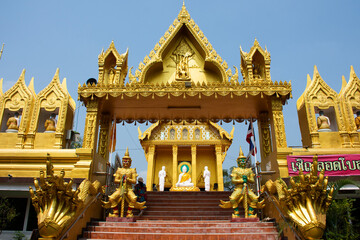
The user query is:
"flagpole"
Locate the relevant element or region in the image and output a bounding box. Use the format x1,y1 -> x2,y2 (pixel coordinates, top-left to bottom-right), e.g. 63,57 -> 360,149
252,119 -> 260,197
106,116 -> 116,199
109,116 -> 116,165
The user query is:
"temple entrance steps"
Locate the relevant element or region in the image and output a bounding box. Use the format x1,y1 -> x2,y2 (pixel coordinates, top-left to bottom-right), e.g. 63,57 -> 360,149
79,191 -> 279,239
140,191 -> 234,220
81,220 -> 279,239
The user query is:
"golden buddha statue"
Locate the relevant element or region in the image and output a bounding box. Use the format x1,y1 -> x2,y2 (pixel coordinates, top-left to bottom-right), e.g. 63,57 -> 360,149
44,114 -> 57,132
109,67 -> 116,84
317,111 -> 331,132
6,112 -> 19,132
355,111 -> 360,132
253,64 -> 261,80
220,147 -> 264,218
102,147 -> 146,218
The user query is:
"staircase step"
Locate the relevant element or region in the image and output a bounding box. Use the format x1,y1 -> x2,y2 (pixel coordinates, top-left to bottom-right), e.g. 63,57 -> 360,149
82,231 -> 278,240
86,226 -> 276,234
91,220 -> 275,228
136,216 -> 232,221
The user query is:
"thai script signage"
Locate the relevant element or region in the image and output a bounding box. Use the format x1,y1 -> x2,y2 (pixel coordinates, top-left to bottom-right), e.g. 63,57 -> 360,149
287,155 -> 360,176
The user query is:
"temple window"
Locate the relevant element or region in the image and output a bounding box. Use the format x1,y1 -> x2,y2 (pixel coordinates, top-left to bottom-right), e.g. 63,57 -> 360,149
182,128 -> 188,140
170,128 -> 175,140
252,50 -> 265,80
104,52 -> 116,85
1,109 -> 22,133
315,107 -> 338,132
37,108 -> 59,132
195,128 -> 200,140
353,108 -> 360,132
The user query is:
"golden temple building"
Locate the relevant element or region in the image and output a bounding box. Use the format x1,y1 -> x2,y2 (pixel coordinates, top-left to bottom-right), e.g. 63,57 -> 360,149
0,2 -> 359,240
138,120 -> 234,191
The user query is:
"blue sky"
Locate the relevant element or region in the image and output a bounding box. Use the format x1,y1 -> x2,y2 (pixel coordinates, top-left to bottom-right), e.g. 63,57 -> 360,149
1,1 -> 360,180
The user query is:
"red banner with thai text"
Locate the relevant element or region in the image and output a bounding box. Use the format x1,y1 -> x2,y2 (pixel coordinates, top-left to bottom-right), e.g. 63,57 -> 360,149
287,155 -> 360,176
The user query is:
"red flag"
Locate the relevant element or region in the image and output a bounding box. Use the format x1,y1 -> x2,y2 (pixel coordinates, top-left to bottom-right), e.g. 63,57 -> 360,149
246,121 -> 257,156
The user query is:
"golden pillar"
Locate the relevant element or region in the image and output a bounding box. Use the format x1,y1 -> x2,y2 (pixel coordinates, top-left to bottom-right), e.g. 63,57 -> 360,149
82,99 -> 99,149
191,145 -> 197,187
172,145 -> 178,188
258,111 -> 271,158
98,114 -> 111,160
271,98 -> 287,149
215,145 -> 224,191
146,145 -> 155,191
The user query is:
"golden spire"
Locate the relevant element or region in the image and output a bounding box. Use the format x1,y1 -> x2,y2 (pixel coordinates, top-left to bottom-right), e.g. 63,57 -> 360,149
238,146 -> 245,158
178,0 -> 190,23
123,147 -> 131,159
28,77 -> 35,96
350,65 -> 358,81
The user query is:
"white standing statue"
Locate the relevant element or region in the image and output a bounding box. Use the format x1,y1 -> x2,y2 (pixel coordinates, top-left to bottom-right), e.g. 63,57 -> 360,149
176,165 -> 194,187
203,166 -> 211,191
158,166 -> 166,191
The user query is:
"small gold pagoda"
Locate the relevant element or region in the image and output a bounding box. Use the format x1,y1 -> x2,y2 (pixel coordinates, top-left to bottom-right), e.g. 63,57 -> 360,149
292,65 -> 360,156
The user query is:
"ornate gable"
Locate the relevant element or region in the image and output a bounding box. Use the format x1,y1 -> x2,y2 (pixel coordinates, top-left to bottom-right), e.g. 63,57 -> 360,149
129,3 -> 232,85
305,66 -> 339,110
98,41 -> 128,86
297,66 -> 347,149
0,69 -> 35,134
340,66 -> 360,109
339,66 -> 360,132
28,69 -> 76,134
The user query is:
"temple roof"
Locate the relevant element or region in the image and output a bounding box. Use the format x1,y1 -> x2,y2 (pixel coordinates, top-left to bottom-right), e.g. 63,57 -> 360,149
78,3 -> 291,122
128,3 -> 231,85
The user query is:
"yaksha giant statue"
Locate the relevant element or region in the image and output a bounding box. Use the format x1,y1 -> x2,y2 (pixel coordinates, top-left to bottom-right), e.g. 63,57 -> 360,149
102,147 -> 146,218
220,147 -> 264,218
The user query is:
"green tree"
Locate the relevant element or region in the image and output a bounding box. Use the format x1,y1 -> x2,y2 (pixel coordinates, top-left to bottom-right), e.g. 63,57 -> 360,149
70,136 -> 83,149
324,179 -> 360,240
13,231 -> 25,240
223,167 -> 235,191
0,197 -> 17,233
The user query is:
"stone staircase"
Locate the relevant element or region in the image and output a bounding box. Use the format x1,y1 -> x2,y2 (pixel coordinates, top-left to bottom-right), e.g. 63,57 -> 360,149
80,191 -> 279,239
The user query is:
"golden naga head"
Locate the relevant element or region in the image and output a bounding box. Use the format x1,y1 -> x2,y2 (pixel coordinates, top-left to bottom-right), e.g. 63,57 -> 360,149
264,154 -> 334,240
29,157 -> 100,239
122,147 -> 132,168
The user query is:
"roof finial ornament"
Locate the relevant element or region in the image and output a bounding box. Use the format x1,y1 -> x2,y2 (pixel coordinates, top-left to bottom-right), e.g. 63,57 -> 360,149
178,0 -> 190,23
